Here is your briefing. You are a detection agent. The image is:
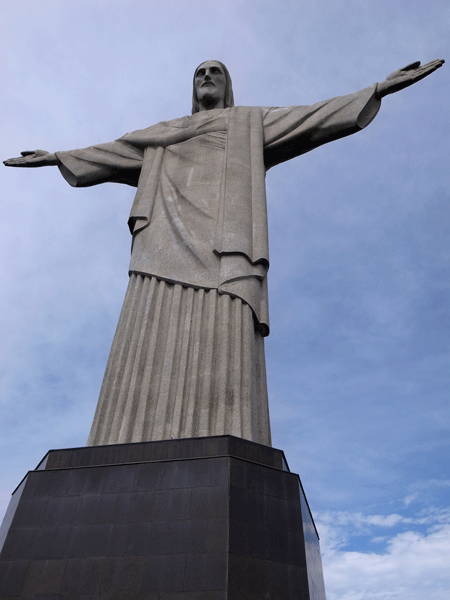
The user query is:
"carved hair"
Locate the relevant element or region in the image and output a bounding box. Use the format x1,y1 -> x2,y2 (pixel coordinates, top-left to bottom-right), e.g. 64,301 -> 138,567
192,60 -> 234,114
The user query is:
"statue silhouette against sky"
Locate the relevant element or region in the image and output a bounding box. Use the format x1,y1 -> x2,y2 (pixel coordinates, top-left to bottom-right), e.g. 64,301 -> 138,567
4,58 -> 444,447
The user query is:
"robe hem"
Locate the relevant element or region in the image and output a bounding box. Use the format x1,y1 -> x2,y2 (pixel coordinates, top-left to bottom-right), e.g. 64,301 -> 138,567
128,269 -> 270,336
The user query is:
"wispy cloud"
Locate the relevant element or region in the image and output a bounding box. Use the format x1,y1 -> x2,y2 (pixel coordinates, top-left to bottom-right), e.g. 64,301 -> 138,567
317,508 -> 450,599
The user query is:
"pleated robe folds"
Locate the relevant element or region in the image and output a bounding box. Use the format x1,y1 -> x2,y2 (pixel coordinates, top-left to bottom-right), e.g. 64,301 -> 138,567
56,86 -> 380,446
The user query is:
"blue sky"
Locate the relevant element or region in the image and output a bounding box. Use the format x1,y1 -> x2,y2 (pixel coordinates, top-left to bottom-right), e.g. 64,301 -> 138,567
1,1 -> 449,598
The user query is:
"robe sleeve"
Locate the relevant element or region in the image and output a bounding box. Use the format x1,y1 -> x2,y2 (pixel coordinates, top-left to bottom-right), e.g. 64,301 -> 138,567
55,139 -> 144,188
263,84 -> 381,169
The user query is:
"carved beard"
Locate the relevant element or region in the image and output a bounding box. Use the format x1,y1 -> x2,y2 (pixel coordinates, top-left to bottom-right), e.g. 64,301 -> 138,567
201,91 -> 218,106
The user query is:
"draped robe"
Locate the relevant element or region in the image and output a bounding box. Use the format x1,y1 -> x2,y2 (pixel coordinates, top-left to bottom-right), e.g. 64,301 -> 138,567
56,86 -> 381,447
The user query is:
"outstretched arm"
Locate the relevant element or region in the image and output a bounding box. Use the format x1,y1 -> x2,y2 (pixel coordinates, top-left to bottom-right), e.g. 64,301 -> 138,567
375,59 -> 444,99
4,150 -> 58,167
5,140 -> 144,188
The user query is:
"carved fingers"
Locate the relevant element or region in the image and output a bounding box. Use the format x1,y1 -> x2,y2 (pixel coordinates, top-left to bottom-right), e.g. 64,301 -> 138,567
407,58 -> 445,82
4,150 -> 57,167
377,58 -> 445,98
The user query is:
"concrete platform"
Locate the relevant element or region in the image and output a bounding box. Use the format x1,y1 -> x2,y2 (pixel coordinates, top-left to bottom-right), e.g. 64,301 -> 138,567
0,435 -> 326,599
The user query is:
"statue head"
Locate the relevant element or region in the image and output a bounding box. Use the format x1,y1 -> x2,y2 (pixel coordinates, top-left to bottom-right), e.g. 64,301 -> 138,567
192,60 -> 234,114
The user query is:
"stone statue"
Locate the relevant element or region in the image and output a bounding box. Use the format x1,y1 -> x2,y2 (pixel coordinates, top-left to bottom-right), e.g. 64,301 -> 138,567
4,59 -> 444,448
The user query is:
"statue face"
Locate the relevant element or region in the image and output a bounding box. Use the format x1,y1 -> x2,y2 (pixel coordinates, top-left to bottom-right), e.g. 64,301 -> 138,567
194,61 -> 227,109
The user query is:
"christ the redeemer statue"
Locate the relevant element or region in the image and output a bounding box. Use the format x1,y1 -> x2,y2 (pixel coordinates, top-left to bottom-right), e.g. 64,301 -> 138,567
5,59 -> 444,447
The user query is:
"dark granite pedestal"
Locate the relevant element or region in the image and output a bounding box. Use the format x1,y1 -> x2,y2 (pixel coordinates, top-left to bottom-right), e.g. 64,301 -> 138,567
0,435 -> 326,599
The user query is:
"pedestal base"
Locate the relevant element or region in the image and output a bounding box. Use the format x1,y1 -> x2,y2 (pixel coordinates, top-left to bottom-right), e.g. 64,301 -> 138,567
0,435 -> 326,599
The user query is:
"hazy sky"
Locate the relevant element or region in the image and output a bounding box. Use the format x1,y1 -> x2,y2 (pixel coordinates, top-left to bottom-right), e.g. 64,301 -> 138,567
1,2 -> 449,598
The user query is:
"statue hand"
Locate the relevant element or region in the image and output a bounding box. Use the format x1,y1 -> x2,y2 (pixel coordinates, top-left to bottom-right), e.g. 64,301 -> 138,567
376,59 -> 445,99
4,150 -> 58,168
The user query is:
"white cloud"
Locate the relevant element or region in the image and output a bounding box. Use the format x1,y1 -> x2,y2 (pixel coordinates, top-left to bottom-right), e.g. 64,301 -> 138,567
403,492 -> 419,507
318,510 -> 450,600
